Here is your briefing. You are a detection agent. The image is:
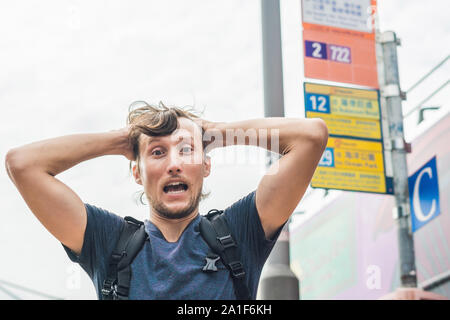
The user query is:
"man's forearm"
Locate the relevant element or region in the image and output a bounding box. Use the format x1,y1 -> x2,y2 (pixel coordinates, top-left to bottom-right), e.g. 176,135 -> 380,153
5,130 -> 129,177
204,117 -> 326,155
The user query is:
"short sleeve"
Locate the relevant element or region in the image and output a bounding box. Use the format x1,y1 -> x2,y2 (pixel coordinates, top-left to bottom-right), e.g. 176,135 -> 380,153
62,203 -> 124,288
223,190 -> 285,269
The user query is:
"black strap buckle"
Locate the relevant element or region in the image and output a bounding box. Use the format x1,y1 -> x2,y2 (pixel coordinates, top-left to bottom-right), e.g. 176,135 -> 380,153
101,280 -> 118,299
229,261 -> 246,278
217,235 -> 236,249
206,209 -> 223,219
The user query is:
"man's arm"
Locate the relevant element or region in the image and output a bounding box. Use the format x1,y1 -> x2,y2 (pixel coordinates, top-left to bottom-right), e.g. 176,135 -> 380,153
4,129 -> 132,255
204,117 -> 328,239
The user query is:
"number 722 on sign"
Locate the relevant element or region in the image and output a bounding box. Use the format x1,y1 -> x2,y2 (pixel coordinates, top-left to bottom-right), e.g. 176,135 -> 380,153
304,40 -> 352,64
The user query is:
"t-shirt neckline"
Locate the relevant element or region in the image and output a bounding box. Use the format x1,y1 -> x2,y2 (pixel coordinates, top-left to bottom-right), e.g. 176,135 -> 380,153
143,214 -> 201,244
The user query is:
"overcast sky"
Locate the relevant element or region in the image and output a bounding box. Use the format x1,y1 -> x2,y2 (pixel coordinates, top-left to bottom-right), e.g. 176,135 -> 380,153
0,0 -> 448,299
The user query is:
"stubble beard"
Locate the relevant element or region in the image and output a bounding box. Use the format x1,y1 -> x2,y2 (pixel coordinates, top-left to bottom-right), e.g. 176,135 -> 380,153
149,185 -> 202,220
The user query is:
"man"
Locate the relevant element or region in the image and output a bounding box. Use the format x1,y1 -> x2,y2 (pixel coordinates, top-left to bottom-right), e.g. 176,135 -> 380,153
5,101 -> 328,299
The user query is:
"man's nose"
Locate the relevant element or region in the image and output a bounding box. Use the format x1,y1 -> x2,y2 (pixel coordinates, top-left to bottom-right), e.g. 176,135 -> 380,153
167,151 -> 183,174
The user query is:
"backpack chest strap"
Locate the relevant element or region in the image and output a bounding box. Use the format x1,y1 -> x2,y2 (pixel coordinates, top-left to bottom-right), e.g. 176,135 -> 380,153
102,217 -> 147,300
199,211 -> 251,300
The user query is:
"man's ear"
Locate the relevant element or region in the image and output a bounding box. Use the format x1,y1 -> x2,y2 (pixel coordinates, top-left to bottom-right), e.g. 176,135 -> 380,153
132,163 -> 143,185
203,155 -> 211,178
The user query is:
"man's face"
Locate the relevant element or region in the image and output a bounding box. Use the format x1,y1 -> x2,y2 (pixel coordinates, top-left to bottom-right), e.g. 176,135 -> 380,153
133,117 -> 211,220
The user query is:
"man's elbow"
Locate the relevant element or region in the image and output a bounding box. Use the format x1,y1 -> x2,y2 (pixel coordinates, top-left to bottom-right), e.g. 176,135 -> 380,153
5,148 -> 27,178
311,118 -> 329,150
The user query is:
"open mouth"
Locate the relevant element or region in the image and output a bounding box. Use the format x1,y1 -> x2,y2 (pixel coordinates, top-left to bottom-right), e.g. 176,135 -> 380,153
163,182 -> 189,194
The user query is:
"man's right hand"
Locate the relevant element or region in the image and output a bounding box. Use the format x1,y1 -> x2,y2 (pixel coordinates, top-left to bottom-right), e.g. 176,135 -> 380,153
110,126 -> 135,161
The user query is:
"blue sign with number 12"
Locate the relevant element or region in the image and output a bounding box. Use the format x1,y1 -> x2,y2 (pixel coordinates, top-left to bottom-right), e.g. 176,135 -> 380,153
305,93 -> 330,114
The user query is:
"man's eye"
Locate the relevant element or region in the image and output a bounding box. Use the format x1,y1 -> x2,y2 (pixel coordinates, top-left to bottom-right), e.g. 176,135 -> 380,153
181,146 -> 193,153
152,149 -> 164,156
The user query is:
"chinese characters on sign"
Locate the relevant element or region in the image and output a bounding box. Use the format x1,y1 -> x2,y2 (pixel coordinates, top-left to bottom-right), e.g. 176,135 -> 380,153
304,83 -> 392,194
302,0 -> 373,33
302,0 -> 378,87
301,1 -> 388,193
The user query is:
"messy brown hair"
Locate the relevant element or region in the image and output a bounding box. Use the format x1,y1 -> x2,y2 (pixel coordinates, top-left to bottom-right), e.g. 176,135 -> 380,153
126,101 -> 210,205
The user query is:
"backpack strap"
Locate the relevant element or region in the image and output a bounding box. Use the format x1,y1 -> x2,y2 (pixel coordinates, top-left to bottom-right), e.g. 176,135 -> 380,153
199,209 -> 252,300
101,216 -> 147,300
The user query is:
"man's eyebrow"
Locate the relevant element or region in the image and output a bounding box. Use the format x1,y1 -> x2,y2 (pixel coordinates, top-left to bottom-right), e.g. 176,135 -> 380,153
147,137 -> 161,145
146,135 -> 193,146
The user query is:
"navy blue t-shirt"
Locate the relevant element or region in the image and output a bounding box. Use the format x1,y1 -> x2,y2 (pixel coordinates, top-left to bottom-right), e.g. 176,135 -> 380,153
63,190 -> 283,299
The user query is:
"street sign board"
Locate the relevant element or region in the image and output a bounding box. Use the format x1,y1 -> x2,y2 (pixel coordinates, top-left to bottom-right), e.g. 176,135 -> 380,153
305,82 -> 381,139
408,156 -> 441,232
302,0 -> 378,87
302,0 -> 374,34
305,82 -> 392,194
313,137 -> 388,193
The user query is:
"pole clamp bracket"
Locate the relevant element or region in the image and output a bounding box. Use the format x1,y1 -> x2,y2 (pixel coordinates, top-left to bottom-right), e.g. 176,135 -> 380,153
392,203 -> 410,220
381,84 -> 407,100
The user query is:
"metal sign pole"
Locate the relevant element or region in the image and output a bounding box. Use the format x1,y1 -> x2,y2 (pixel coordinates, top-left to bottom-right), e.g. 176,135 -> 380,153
378,30 -> 418,288
257,0 -> 300,300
